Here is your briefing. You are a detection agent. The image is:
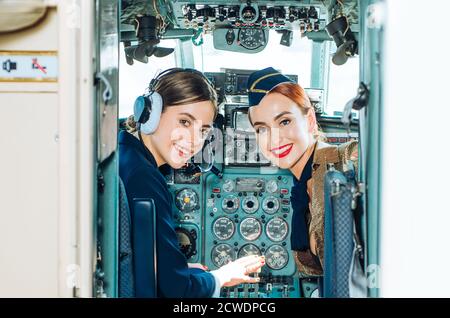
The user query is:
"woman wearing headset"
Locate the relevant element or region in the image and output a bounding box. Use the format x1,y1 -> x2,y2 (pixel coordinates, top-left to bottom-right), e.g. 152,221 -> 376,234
120,68 -> 265,298
246,67 -> 358,277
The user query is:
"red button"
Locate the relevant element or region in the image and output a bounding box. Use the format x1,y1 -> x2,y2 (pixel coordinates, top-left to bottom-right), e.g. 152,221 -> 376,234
213,188 -> 221,193
280,188 -> 289,195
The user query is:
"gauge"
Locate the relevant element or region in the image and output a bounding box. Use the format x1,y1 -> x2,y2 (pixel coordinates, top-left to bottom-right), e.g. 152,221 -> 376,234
241,5 -> 258,22
265,179 -> 278,193
175,188 -> 199,212
211,243 -> 235,268
266,217 -> 289,242
175,227 -> 197,259
265,244 -> 289,270
238,28 -> 266,50
239,217 -> 262,241
238,243 -> 261,258
242,196 -> 259,214
262,196 -> 280,214
222,179 -> 234,193
174,168 -> 200,184
222,195 -> 240,213
213,217 -> 235,241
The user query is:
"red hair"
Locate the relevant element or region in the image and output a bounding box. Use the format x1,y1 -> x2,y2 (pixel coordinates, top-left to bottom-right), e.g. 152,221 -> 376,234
269,82 -> 313,115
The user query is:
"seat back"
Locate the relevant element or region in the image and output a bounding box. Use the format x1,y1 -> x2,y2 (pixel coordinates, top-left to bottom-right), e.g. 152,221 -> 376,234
118,178 -> 157,298
119,178 -> 135,297
132,198 -> 157,297
323,163 -> 367,298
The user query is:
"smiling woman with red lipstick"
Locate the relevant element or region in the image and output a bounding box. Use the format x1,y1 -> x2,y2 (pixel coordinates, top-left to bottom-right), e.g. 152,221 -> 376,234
247,67 -> 358,280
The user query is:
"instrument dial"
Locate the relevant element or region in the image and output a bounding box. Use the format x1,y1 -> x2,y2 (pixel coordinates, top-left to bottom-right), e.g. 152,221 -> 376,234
222,179 -> 234,193
175,188 -> 199,212
242,196 -> 259,214
241,5 -> 257,22
213,217 -> 235,241
239,217 -> 262,241
238,28 -> 266,50
222,195 -> 240,213
211,243 -> 235,268
265,244 -> 289,270
265,179 -> 278,193
175,227 -> 197,259
262,196 -> 280,214
238,243 -> 261,258
266,217 -> 289,242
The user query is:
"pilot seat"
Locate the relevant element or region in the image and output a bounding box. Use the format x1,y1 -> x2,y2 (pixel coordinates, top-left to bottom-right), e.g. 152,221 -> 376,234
118,178 -> 157,298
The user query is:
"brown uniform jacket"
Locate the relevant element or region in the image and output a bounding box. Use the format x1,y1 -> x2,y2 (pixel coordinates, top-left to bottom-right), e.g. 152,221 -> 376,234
293,140 -> 358,276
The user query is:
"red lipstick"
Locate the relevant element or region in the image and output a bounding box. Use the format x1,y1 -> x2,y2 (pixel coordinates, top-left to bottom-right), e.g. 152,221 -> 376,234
271,143 -> 293,159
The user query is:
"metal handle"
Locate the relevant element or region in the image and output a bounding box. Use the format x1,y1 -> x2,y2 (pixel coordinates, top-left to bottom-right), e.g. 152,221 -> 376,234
96,72 -> 113,103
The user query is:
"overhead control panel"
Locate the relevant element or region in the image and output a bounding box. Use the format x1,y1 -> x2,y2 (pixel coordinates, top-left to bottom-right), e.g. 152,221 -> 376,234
177,2 -> 325,33
170,1 -> 327,53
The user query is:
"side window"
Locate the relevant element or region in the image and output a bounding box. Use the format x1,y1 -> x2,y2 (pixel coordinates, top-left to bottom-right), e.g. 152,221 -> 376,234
325,42 -> 360,117
118,40 -> 177,118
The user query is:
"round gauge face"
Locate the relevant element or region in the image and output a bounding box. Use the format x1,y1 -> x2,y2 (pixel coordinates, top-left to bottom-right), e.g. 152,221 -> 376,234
238,243 -> 261,258
211,243 -> 235,268
239,217 -> 262,241
222,179 -> 234,193
265,244 -> 289,270
175,188 -> 199,212
238,28 -> 265,50
265,179 -> 278,194
175,228 -> 197,259
222,195 -> 240,213
242,196 -> 259,214
262,196 -> 280,214
241,6 -> 257,22
213,217 -> 235,241
266,217 -> 289,242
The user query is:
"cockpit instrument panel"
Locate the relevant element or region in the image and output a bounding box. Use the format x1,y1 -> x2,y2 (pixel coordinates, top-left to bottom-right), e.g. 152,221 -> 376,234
204,173 -> 296,272
205,68 -> 298,96
204,172 -> 301,298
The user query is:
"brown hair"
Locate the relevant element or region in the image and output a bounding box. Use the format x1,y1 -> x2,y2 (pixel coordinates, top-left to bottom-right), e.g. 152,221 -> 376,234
126,70 -> 218,132
249,82 -> 326,141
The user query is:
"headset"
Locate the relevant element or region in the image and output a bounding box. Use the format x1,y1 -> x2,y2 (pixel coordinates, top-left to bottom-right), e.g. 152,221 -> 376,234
134,67 -> 218,174
134,67 -> 213,135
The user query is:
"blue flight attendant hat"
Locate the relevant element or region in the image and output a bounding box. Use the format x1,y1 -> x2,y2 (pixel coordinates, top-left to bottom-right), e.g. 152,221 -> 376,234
247,67 -> 294,106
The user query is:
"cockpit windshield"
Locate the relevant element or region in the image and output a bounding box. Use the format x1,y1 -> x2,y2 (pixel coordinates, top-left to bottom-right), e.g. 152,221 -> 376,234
193,30 -> 312,89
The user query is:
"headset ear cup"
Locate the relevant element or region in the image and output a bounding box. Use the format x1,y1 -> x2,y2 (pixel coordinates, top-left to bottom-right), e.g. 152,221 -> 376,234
140,91 -> 163,135
134,96 -> 149,123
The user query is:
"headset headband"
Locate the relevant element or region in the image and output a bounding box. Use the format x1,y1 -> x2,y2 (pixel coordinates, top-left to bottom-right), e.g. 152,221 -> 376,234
148,67 -> 213,94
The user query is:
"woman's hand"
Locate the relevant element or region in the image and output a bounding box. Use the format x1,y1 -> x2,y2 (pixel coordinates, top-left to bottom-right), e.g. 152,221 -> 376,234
188,263 -> 209,271
211,255 -> 265,288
